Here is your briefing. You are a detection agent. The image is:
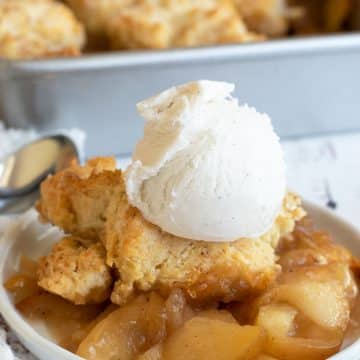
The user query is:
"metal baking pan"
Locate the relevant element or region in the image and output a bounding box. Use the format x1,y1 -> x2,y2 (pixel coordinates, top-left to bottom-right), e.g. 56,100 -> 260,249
1,34 -> 360,157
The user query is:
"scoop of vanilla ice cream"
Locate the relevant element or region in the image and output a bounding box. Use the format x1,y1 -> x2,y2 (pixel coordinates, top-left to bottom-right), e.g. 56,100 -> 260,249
125,80 -> 286,242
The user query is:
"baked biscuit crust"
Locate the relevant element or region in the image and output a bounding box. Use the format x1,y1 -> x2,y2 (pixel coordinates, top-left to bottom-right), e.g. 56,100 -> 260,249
236,0 -> 290,36
37,157 -> 305,306
38,236 -> 113,304
106,190 -> 305,305
107,0 -> 262,50
0,0 -> 85,59
37,157 -> 121,242
63,0 -> 130,48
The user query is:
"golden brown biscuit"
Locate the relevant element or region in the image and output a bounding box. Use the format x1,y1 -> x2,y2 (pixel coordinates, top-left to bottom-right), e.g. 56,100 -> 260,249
235,0 -> 292,36
175,0 -> 264,47
38,236 -> 113,304
106,190 -> 305,305
37,157 -> 121,241
37,158 -> 305,306
0,0 -> 85,59
63,0 -> 130,49
107,0 -> 262,50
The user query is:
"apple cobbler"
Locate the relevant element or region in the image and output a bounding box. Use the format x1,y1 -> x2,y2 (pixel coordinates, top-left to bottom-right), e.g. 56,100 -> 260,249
1,0 -> 358,59
4,157 -> 360,360
0,0 -> 85,60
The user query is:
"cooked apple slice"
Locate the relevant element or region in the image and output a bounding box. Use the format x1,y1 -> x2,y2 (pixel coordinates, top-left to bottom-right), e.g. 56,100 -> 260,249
61,304 -> 118,352
165,289 -> 194,334
255,304 -> 297,336
256,302 -> 341,360
77,295 -> 148,360
163,317 -> 265,360
273,264 -> 355,331
265,336 -> 341,360
144,292 -> 167,346
280,263 -> 357,295
274,280 -> 349,331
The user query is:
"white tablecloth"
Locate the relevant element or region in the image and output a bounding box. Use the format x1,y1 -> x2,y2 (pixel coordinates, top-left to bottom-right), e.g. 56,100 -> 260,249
283,133 -> 360,229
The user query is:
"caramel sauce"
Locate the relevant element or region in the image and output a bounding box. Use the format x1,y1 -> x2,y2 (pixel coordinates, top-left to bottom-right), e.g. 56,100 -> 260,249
4,257 -> 40,303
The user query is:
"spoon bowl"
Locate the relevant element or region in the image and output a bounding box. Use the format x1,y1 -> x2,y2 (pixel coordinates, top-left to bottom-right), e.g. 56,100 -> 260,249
0,135 -> 78,199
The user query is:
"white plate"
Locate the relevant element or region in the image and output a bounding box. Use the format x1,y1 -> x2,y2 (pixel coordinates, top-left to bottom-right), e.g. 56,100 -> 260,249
0,202 -> 359,360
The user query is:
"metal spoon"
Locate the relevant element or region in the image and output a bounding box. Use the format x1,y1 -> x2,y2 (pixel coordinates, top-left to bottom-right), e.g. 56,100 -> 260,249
0,135 -> 78,214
